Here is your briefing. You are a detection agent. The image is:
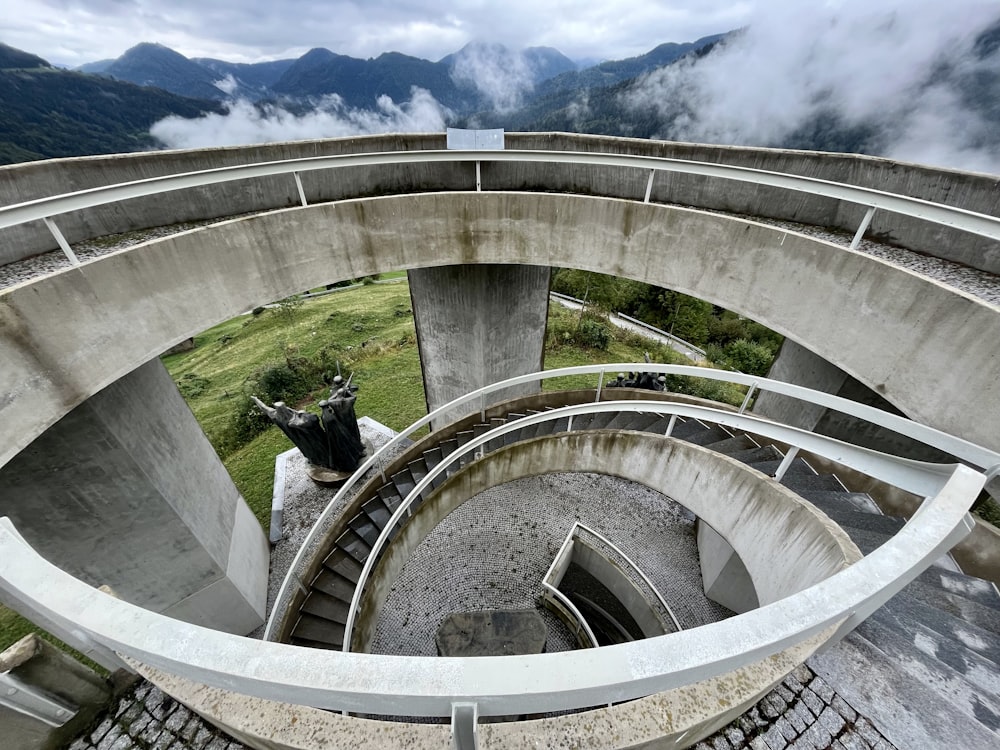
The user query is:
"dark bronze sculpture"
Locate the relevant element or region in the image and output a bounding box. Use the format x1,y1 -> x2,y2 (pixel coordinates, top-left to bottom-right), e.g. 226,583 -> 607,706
252,372 -> 365,475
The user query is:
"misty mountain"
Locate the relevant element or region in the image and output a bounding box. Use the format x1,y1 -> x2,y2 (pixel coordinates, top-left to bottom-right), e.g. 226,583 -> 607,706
439,42 -> 577,84
0,45 -> 222,164
271,47 -> 472,110
193,57 -> 296,97
0,42 -> 52,70
103,43 -> 228,100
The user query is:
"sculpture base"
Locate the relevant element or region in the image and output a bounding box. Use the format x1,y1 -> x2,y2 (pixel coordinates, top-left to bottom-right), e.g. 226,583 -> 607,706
305,439 -> 375,487
305,465 -> 352,487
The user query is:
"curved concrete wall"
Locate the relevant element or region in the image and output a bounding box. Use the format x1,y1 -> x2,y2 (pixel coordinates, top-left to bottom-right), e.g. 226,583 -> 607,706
356,432 -> 859,650
3,192 -> 998,473
2,132 -> 998,272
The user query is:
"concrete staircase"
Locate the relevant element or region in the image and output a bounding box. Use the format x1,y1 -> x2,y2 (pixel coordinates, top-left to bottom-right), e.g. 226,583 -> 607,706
284,401 -> 1000,748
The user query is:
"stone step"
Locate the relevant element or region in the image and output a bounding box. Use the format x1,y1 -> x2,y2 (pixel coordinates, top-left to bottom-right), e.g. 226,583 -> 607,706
532,410 -> 560,438
335,528 -> 372,564
682,423 -> 733,446
899,577 -> 1000,633
668,417 -> 711,439
407,457 -> 429,487
348,514 -> 380,547
746,457 -> 816,478
726,444 -> 784,465
311,569 -> 355,601
362,496 -> 392,529
779,472 -> 846,493
702,434 -> 757,455
292,613 -> 345,647
322,547 -> 362,582
422,446 -> 446,489
455,430 -> 476,465
810,633 -> 1000,749
842,527 -> 959,573
801,501 -> 905,538
870,596 -> 1000,687
391,467 -> 416,500
852,614 -> 1000,720
300,590 -> 350,624
796,490 -> 884,515
486,418 -> 506,453
289,635 -> 342,651
616,412 -> 664,433
520,409 -> 545,440
503,413 -> 526,446
377,484 -> 403,512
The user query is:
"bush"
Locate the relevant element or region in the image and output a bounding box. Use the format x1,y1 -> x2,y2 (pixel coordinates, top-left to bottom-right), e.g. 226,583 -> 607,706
723,338 -> 774,376
576,318 -> 610,350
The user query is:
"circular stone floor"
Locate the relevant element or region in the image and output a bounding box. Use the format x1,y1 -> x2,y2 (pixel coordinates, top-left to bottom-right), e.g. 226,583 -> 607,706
368,471 -> 734,656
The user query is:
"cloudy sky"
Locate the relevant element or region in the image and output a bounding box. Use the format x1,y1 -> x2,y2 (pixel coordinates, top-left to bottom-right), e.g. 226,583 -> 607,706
6,0 -> 750,67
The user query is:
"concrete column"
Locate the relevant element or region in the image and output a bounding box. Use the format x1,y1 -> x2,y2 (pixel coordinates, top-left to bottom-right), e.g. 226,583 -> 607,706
753,340 -> 952,462
0,359 -> 268,635
408,264 -> 551,424
697,521 -> 759,614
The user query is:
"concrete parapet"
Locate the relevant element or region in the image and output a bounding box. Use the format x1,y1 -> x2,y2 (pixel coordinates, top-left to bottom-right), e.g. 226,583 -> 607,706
3,132 -> 997,272
3,193 -> 996,472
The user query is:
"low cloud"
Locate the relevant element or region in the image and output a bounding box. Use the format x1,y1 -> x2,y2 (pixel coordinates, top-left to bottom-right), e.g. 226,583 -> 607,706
624,1 -> 1000,174
150,87 -> 450,149
449,43 -> 536,112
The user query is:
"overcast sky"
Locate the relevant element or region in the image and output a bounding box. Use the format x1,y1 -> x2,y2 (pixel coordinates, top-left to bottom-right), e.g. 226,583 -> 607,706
6,0 -> 751,67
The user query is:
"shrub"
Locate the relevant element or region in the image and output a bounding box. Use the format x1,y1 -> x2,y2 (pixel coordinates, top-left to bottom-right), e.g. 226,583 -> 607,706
576,318 -> 610,350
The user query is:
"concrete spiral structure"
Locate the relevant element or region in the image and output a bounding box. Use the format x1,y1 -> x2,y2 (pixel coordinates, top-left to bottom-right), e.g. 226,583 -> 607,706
1,133 -> 999,748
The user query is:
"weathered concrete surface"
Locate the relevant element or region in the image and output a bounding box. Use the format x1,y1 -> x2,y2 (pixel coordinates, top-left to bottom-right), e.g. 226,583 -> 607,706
435,610 -> 547,656
0,634 -> 113,750
697,521 -> 760,614
754,339 -> 954,462
0,359 -> 267,633
356,431 -> 859,651
408,263 -> 549,420
3,132 -> 998,273
132,624 -> 839,749
3,193 -> 997,474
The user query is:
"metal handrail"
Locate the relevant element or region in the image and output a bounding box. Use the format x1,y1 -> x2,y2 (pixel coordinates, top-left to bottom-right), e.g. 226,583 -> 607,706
3,149 -> 1000,242
573,524 -> 683,634
265,362 -> 1000,640
0,453 -> 981,717
338,397 -> 966,652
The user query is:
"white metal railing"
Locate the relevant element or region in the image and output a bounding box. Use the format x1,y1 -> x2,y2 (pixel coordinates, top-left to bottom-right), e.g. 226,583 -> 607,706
573,524 -> 683,634
0,445 -> 983,718
337,395 -> 972,652
540,532 -> 600,650
3,149 -> 1000,267
264,362 -> 1000,640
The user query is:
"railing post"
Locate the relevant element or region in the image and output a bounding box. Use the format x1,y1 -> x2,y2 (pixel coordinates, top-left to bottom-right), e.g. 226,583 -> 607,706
42,217 -> 80,266
739,382 -> 758,414
595,368 -> 606,402
475,161 -> 481,192
774,446 -> 800,482
292,172 -> 308,206
665,414 -> 677,437
644,169 -> 655,203
451,702 -> 479,750
480,392 -> 486,423
850,205 -> 877,250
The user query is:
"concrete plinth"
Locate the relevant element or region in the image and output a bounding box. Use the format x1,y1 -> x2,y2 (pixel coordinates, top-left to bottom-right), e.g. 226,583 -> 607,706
753,339 -> 953,462
408,264 -> 550,425
0,359 -> 267,634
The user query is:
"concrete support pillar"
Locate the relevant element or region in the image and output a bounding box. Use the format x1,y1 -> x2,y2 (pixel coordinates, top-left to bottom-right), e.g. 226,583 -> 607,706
697,520 -> 759,614
0,359 -> 268,635
753,340 -> 952,462
408,264 -> 551,424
